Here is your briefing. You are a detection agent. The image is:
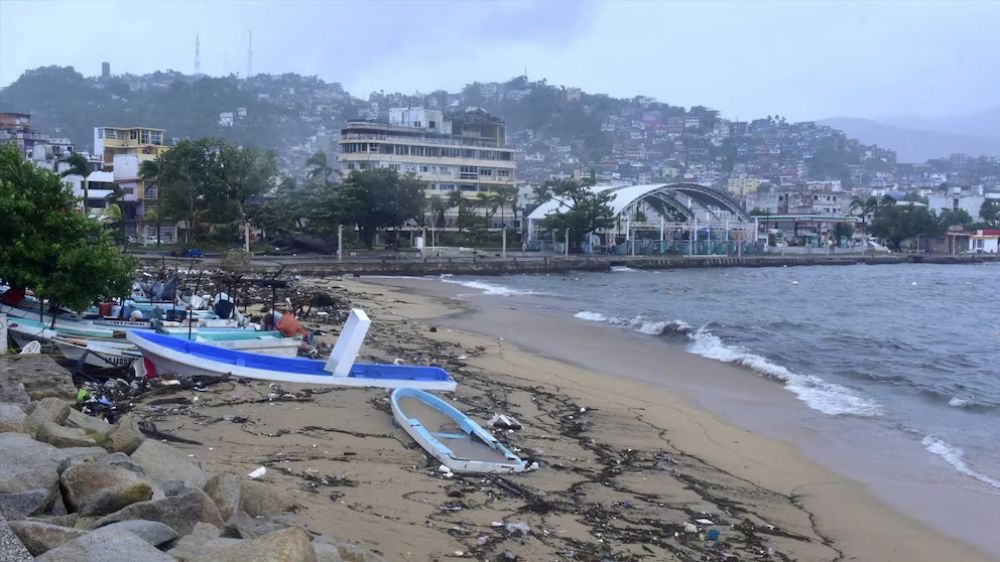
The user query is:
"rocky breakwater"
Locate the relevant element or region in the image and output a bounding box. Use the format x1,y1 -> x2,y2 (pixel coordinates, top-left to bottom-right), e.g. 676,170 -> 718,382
0,353 -> 386,562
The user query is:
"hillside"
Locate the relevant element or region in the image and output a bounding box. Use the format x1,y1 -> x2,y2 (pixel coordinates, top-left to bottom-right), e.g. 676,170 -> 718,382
0,66 -> 901,188
818,117 -> 1000,163
876,107 -> 1000,144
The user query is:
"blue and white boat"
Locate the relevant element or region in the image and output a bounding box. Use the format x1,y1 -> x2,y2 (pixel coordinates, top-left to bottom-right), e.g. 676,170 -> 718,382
127,311 -> 456,391
391,388 -> 526,473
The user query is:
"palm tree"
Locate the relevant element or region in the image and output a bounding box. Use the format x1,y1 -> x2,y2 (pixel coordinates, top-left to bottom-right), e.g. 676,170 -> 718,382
849,195 -> 878,234
139,159 -> 161,246
494,186 -> 519,229
427,194 -> 447,228
447,190 -> 465,232
305,151 -> 333,187
60,152 -> 91,215
477,192 -> 498,225
104,184 -> 126,242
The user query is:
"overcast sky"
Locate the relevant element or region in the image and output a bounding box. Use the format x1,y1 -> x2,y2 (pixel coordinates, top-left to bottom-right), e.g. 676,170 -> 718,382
1,0 -> 997,121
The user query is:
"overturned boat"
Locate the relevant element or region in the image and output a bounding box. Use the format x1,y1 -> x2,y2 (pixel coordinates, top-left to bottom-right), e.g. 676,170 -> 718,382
127,309 -> 457,391
391,387 -> 526,474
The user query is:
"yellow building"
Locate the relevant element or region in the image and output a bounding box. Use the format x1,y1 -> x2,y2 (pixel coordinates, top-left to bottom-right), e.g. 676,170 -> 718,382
727,175 -> 760,198
93,126 -> 168,165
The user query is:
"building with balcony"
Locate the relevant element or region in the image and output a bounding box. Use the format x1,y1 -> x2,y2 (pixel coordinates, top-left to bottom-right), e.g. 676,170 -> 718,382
338,107 -> 517,228
93,126 -> 171,242
93,126 -> 168,165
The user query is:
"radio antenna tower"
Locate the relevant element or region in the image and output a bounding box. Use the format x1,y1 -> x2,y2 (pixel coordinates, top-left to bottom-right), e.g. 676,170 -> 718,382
194,34 -> 202,76
247,31 -> 253,79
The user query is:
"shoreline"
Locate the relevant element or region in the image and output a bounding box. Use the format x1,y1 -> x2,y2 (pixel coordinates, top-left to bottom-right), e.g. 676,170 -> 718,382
362,274 -> 998,561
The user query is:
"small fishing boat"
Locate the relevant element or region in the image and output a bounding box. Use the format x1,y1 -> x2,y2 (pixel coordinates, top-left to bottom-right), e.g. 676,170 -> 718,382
391,387 -> 526,474
127,311 -> 456,391
7,317 -> 58,347
53,338 -> 140,369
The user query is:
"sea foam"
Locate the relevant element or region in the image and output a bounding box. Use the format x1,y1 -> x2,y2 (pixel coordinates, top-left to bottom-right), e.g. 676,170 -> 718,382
574,311 -> 608,322
921,436 -> 1000,489
438,277 -> 534,296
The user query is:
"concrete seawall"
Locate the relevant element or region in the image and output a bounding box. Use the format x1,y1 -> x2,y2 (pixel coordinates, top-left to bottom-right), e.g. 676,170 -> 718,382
139,253 -> 998,276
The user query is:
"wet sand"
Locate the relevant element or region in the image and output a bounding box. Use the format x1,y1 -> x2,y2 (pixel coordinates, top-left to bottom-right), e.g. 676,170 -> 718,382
140,275 -> 994,561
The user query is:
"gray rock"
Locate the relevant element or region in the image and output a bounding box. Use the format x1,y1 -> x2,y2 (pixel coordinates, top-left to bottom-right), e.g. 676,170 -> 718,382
189,527 -> 317,562
94,519 -> 179,546
161,479 -> 188,496
35,421 -> 97,448
96,451 -> 144,473
223,510 -> 287,539
131,439 -> 208,489
8,520 -> 86,555
204,472 -> 241,519
24,397 -> 71,434
101,412 -> 144,454
79,481 -> 154,516
60,461 -> 149,512
167,521 -> 222,561
313,542 -> 345,562
0,355 -> 76,403
27,513 -> 78,528
93,488 -> 224,536
239,479 -> 297,518
314,536 -> 386,562
0,515 -> 32,562
0,403 -> 26,433
65,409 -> 111,441
0,488 -> 50,518
55,446 -> 110,473
35,527 -> 175,562
0,433 -> 65,515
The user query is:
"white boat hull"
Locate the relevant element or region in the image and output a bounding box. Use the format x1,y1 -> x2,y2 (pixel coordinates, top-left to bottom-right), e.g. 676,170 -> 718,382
54,340 -> 138,369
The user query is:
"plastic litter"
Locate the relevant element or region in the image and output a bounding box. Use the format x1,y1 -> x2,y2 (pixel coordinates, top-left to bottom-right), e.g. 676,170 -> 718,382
505,521 -> 531,536
707,528 -> 720,541
695,518 -> 714,525
489,413 -> 523,430
248,466 -> 267,479
18,341 -> 41,354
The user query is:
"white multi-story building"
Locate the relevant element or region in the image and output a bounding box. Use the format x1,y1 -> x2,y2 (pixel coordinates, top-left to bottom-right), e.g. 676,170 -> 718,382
929,188 -> 999,221
338,107 -> 517,228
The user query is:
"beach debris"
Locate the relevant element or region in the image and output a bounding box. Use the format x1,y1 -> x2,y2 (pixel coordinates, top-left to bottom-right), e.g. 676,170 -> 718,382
248,466 -> 267,479
491,521 -> 503,528
707,528 -> 721,541
17,341 -> 41,355
489,413 -> 523,430
504,521 -> 531,537
695,518 -> 714,525
683,523 -> 698,533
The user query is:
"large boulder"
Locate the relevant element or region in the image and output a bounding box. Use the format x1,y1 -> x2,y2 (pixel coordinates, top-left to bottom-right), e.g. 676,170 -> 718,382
65,409 -> 111,442
24,398 -> 71,434
0,515 -> 32,562
0,433 -> 65,516
190,527 -> 317,562
95,519 -> 179,547
239,480 -> 298,518
101,412 -> 144,454
92,488 -> 224,536
167,521 -> 222,561
55,446 -> 110,474
59,462 -> 151,514
131,439 -> 208,489
313,542 -> 345,562
0,355 -> 76,403
204,473 -> 241,519
0,403 -> 26,433
8,520 -> 86,556
35,421 -> 97,448
35,527 -> 175,562
223,510 -> 288,539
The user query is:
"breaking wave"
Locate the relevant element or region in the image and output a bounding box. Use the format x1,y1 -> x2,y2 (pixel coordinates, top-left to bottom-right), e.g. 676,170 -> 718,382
921,436 -> 1000,489
438,276 -> 535,296
610,266 -> 638,272
574,311 -> 608,322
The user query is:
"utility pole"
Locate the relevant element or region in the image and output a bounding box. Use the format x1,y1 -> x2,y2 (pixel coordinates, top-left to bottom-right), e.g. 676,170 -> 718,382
502,226 -> 507,259
337,224 -> 343,262
564,228 -> 569,257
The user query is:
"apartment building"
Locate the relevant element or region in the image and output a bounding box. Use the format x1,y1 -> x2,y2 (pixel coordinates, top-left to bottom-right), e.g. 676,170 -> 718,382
338,107 -> 517,227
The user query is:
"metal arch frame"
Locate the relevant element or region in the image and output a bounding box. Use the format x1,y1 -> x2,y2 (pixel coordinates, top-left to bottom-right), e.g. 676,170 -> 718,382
606,183 -> 749,223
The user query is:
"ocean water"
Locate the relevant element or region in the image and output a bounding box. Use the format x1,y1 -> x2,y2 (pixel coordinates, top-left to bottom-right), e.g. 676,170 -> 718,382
441,263 -> 1000,491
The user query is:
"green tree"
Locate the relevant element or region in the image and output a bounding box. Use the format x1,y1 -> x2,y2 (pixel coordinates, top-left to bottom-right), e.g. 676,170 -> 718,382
334,169 -> 425,249
427,194 -> 447,228
980,199 -> 1000,226
59,151 -> 90,215
139,158 -> 162,246
830,222 -> 854,246
305,151 -> 333,187
870,204 -> 941,250
447,190 -> 472,233
0,145 -> 136,322
538,175 -> 614,253
938,208 -> 973,228
849,196 -> 879,233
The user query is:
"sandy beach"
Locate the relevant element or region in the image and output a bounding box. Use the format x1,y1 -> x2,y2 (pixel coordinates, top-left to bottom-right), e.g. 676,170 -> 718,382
138,274 -> 994,561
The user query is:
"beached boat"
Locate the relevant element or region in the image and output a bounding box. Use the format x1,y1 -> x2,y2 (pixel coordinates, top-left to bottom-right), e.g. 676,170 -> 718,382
126,323 -> 457,391
53,338 -> 140,369
6,317 -> 58,347
391,387 -> 526,473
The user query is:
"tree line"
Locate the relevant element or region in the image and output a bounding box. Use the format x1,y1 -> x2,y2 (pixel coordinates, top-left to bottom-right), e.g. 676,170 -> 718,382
850,195 -> 1000,250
